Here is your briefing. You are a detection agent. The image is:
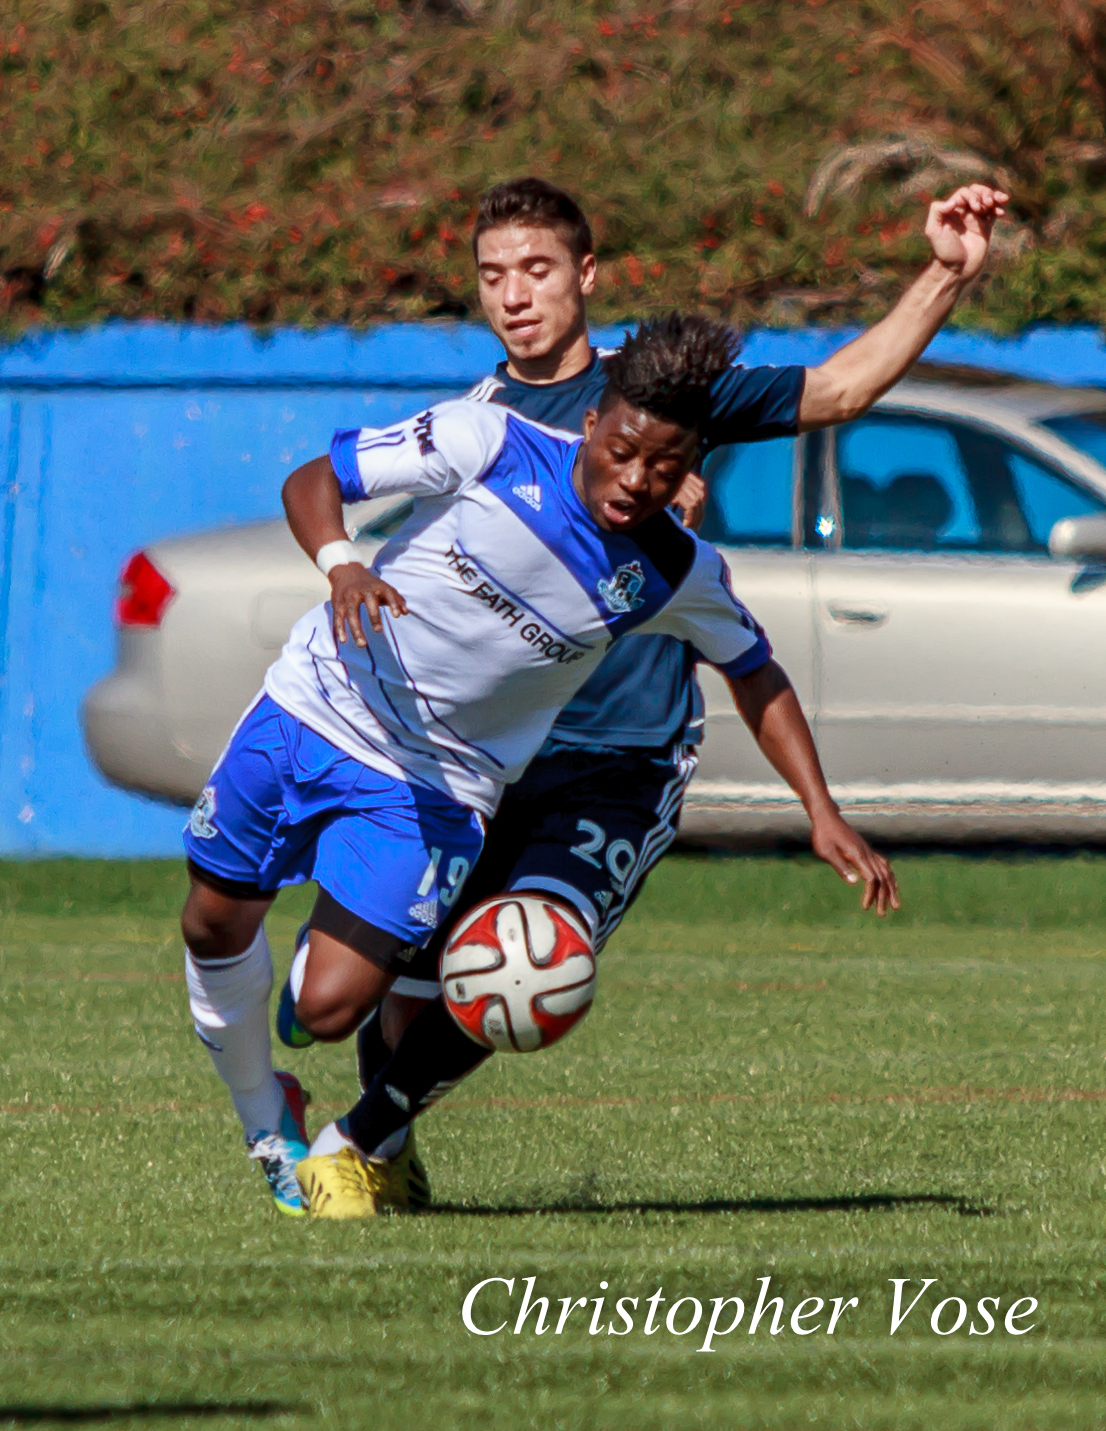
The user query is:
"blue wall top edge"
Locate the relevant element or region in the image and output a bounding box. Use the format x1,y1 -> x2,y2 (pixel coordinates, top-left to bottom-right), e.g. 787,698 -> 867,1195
0,321 -> 506,388
1,321 -> 1105,388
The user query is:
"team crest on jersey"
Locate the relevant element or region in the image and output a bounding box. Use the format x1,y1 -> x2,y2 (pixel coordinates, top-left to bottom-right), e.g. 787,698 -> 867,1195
189,786 -> 218,840
597,561 -> 646,614
512,483 -> 542,512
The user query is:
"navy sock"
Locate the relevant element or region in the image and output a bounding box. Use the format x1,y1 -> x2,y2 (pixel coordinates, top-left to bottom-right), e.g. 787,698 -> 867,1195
356,1008 -> 390,1094
345,997 -> 491,1156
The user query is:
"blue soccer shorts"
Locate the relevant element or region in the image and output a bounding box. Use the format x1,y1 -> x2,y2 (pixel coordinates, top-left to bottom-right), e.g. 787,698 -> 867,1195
183,694 -> 484,965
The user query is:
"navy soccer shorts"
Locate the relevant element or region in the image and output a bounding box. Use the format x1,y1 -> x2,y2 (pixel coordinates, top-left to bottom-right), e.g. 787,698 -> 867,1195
393,741 -> 698,994
183,693 -> 484,968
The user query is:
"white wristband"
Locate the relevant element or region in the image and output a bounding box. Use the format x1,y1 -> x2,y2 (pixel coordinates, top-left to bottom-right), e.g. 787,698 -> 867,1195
315,540 -> 361,577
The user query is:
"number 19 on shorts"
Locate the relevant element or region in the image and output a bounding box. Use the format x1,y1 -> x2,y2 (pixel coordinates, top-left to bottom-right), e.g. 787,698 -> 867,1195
417,846 -> 472,909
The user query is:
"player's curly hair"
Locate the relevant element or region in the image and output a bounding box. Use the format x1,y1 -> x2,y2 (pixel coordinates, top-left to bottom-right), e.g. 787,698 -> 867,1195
599,313 -> 743,432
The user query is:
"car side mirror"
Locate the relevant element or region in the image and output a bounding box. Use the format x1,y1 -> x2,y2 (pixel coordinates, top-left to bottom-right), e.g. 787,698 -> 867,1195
1049,515 -> 1106,561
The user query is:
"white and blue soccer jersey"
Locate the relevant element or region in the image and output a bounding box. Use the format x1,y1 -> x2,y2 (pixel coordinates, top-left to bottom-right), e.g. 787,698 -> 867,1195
263,401 -> 771,817
466,348 -> 804,750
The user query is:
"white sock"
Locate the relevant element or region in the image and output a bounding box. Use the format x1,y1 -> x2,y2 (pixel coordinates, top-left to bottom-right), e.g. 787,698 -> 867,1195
289,941 -> 309,1001
308,1120 -> 408,1161
185,926 -> 284,1143
309,1119 -> 356,1158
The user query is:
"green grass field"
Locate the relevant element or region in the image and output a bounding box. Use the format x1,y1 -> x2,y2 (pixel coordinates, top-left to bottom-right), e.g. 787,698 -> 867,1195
3,852 -> 1106,1430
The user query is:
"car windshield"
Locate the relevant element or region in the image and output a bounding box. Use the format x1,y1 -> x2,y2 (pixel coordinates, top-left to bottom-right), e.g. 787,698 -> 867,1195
1039,412 -> 1106,470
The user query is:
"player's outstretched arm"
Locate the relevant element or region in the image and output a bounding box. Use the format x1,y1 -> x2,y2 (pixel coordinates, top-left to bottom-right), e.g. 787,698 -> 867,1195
726,660 -> 900,916
282,455 -> 407,648
796,184 -> 1008,432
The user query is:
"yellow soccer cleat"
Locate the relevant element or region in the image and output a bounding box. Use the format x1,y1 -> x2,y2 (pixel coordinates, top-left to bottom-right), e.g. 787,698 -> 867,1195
395,1129 -> 432,1211
297,1146 -> 393,1219
296,1122 -> 432,1219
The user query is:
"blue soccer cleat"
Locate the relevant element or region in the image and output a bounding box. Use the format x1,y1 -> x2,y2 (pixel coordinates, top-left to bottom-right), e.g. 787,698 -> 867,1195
246,1069 -> 311,1216
276,975 -> 315,1050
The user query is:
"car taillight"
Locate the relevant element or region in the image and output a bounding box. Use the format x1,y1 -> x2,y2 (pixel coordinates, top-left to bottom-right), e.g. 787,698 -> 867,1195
116,551 -> 176,627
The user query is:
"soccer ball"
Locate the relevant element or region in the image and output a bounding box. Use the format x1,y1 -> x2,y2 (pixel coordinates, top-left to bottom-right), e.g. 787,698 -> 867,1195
441,895 -> 596,1053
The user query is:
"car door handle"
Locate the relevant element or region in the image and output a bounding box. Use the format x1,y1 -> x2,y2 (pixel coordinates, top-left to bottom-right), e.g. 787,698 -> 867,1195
826,604 -> 889,626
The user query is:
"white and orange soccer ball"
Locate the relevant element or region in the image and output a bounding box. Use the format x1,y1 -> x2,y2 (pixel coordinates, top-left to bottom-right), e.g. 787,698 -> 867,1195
440,895 -> 596,1053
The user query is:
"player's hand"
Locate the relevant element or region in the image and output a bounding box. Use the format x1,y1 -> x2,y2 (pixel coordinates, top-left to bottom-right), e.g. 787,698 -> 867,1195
329,562 -> 408,647
673,471 -> 707,530
925,184 -> 1008,284
809,809 -> 900,917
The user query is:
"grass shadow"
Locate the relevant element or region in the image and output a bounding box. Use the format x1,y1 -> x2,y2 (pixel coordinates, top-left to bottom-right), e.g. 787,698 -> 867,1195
0,1405 -> 304,1425
425,1191 -> 995,1217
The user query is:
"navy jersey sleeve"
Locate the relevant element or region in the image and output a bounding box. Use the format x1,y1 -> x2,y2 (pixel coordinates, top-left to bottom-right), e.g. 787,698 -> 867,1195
701,364 -> 806,448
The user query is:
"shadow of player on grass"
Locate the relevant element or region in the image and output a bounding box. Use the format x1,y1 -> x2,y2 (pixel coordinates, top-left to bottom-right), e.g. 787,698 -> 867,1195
425,1191 -> 995,1217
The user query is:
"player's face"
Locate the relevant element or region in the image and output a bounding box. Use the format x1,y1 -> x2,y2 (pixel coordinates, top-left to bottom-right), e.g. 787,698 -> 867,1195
576,400 -> 699,532
476,223 -> 596,363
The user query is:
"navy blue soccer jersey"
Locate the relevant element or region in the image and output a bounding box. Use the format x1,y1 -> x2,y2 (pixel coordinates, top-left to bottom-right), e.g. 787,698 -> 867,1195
464,348 -> 804,749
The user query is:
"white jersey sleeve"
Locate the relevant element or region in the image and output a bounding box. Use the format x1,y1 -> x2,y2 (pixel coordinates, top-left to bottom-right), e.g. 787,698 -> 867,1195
635,540 -> 772,679
328,399 -> 509,503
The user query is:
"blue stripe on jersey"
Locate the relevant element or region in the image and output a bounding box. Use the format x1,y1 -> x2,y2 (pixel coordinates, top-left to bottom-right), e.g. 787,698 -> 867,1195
712,632 -> 772,679
331,426 -> 370,503
689,555 -> 772,678
470,349 -> 802,751
357,431 -> 407,452
482,415 -> 689,635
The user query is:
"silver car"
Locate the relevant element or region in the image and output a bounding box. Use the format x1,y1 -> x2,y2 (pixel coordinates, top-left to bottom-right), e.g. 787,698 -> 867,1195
82,368 -> 1106,842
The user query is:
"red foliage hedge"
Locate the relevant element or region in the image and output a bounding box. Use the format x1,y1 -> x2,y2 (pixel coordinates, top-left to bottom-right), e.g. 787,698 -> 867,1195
3,0 -> 1106,330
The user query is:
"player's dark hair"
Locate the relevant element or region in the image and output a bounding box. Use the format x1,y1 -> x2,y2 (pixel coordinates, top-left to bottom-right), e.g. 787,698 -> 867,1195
598,313 -> 742,432
473,177 -> 594,260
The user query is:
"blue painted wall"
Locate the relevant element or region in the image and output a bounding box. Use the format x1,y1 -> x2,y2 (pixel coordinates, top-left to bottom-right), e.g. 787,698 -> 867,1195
3,320 -> 1106,858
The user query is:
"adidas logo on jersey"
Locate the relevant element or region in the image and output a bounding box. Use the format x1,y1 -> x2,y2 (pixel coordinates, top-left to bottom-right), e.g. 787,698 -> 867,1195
407,898 -> 440,927
512,483 -> 542,512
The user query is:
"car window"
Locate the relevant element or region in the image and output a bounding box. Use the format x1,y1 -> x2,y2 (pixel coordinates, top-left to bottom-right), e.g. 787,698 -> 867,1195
837,417 -> 977,549
838,414 -> 1103,554
1038,412 -> 1106,469
356,498 -> 414,540
1008,452 -> 1105,546
699,436 -> 795,546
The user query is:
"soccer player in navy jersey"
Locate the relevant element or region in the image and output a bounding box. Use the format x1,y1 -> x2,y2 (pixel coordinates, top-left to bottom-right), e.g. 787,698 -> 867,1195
181,180 -> 1004,1218
276,314 -> 905,1217
295,175 -> 1006,1211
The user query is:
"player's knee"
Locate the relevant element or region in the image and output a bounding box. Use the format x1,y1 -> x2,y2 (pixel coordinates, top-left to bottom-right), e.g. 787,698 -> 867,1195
294,982 -> 365,1042
181,919 -> 243,961
181,907 -> 224,960
181,889 -> 256,961
294,922 -> 396,1041
294,952 -> 386,1041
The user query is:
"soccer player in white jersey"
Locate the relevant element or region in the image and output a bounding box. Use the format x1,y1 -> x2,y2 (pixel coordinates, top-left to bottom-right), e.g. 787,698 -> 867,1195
182,184 -> 1006,1217
286,177 -> 1006,1215
177,313 -> 976,1219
